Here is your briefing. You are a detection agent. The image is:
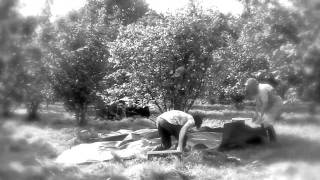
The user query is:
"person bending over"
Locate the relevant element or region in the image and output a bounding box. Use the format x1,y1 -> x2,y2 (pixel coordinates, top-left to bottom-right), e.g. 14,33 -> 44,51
155,110 -> 203,152
245,78 -> 283,142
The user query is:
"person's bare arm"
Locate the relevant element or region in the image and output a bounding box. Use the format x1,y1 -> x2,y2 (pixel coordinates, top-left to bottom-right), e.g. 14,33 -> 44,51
260,92 -> 269,120
254,98 -> 261,122
177,120 -> 194,152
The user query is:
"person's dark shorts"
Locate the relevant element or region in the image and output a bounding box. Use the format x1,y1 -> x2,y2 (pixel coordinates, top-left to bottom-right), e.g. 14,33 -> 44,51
155,117 -> 188,151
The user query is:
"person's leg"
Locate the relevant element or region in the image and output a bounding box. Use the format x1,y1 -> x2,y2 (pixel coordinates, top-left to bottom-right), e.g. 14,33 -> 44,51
267,96 -> 283,121
263,103 -> 279,143
155,118 -> 172,150
262,122 -> 277,142
266,125 -> 277,142
274,99 -> 283,121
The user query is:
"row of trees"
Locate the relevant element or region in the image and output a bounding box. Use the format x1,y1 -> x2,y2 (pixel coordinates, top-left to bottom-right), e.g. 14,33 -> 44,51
0,0 -> 319,125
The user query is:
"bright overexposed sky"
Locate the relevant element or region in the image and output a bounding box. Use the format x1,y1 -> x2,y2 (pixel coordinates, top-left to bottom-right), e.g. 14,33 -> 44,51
19,0 -> 87,18
147,0 -> 243,15
18,0 -> 244,19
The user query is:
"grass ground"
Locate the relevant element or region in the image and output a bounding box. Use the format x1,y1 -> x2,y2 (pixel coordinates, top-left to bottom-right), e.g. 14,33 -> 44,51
0,103 -> 320,180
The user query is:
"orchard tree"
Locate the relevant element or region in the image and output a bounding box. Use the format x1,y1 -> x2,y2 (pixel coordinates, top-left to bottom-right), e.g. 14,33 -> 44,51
301,47 -> 320,102
205,0 -> 304,104
103,0 -> 149,25
205,37 -> 270,104
20,45 -> 47,120
242,0 -> 303,93
39,0 -> 149,125
109,11 -> 232,112
0,0 -> 44,118
84,0 -> 149,40
290,0 -> 320,108
40,11 -> 110,125
0,0 -> 25,116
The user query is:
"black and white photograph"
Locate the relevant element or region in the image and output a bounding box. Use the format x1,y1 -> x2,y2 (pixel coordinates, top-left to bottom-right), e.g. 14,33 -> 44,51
0,0 -> 320,179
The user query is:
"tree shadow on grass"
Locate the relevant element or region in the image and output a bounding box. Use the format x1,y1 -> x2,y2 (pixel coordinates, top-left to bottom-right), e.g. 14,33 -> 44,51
36,107 -> 76,127
227,133 -> 320,165
264,134 -> 320,163
37,105 -> 155,132
37,108 -> 107,131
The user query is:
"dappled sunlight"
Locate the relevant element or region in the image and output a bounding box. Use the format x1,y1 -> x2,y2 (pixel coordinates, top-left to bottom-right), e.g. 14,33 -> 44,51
277,123 -> 320,142
189,105 -> 320,179
230,133 -> 320,163
101,117 -> 156,130
1,115 -> 77,155
185,164 -> 268,180
280,112 -> 320,126
190,109 -> 254,121
14,108 -> 27,115
265,161 -> 320,180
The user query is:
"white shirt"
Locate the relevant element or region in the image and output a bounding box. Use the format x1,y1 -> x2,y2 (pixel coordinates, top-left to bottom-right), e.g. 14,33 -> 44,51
257,84 -> 273,105
256,83 -> 282,112
158,110 -> 195,126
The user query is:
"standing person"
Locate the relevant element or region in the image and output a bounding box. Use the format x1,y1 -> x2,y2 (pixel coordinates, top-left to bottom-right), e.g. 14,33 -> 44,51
245,78 -> 283,142
154,110 -> 203,152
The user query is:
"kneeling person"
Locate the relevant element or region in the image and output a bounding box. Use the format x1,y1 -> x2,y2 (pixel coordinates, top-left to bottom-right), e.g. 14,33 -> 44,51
155,110 -> 203,152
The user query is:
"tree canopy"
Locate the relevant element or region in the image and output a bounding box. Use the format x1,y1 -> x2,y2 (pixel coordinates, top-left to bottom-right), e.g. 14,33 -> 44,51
1,0 -> 320,123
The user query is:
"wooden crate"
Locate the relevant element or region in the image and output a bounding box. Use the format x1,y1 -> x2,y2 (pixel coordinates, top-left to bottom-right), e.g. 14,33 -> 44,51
147,150 -> 182,160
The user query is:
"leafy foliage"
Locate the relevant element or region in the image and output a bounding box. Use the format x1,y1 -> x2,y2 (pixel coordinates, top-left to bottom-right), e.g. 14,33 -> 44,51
0,0 -> 45,119
205,1 -> 304,103
291,0 -> 320,103
2,0 -> 320,123
110,11 -> 232,111
40,11 -> 110,125
39,0 -> 149,125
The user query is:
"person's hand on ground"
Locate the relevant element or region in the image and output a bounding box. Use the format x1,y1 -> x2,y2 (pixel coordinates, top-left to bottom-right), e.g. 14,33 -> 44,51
253,113 -> 263,124
176,146 -> 183,153
152,145 -> 164,151
257,115 -> 264,124
252,114 -> 258,122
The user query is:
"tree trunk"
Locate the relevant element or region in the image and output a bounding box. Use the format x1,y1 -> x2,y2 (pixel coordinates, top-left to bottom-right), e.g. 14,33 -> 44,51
1,100 -> 12,117
173,96 -> 184,111
27,100 -> 40,121
308,102 -> 317,121
309,102 -> 316,115
46,98 -> 49,110
78,105 -> 87,126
